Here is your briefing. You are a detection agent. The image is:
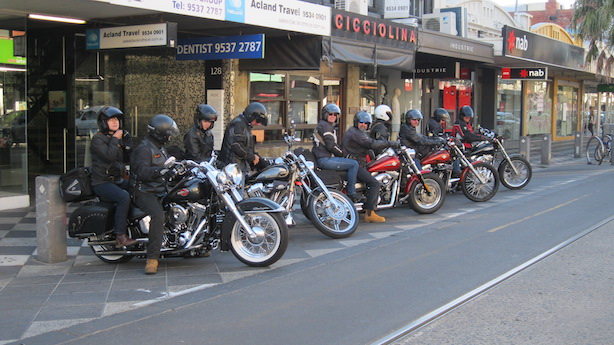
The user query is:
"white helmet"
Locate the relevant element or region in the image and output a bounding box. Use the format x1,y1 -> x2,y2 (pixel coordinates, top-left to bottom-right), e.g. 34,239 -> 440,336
374,104 -> 392,122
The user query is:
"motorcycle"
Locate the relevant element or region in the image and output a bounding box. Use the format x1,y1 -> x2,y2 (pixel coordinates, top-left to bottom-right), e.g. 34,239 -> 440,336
246,130 -> 358,239
68,155 -> 289,267
467,127 -> 532,190
323,145 -> 446,214
421,137 -> 500,202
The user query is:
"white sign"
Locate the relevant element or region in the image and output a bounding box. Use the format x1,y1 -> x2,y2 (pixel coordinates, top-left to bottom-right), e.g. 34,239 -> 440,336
110,0 -> 225,21
87,23 -> 172,49
207,89 -> 225,150
244,0 -> 331,36
383,0 -> 410,19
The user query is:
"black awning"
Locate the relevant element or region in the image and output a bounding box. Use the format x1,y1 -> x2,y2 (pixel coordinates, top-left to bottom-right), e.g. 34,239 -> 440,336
239,35 -> 321,71
322,36 -> 415,71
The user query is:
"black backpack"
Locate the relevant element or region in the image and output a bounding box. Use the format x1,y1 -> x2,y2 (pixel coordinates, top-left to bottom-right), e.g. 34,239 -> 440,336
59,167 -> 95,202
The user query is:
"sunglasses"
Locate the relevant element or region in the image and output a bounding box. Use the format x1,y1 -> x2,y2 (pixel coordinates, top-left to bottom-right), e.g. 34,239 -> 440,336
359,121 -> 371,124
411,118 -> 421,121
328,113 -> 339,116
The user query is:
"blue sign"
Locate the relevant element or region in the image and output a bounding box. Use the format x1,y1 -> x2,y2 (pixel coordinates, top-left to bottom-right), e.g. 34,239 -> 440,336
86,29 -> 100,50
176,34 -> 265,60
225,0 -> 245,23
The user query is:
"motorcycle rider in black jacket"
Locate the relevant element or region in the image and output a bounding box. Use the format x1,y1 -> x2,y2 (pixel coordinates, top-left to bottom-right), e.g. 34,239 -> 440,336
219,102 -> 268,173
90,106 -> 136,248
342,111 -> 398,223
130,114 -> 179,275
184,104 -> 217,162
370,104 -> 392,141
399,109 -> 445,169
312,104 -> 359,201
426,108 -> 450,137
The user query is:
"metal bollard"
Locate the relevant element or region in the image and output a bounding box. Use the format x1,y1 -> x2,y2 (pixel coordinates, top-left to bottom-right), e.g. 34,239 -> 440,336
574,131 -> 582,158
35,175 -> 67,263
519,136 -> 530,161
541,134 -> 551,165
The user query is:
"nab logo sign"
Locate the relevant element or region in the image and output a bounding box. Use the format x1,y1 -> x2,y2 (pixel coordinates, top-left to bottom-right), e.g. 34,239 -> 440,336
507,30 -> 529,53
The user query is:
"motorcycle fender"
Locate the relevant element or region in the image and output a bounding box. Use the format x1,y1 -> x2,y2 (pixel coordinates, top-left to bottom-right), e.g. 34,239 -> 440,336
220,198 -> 283,251
404,175 -> 421,194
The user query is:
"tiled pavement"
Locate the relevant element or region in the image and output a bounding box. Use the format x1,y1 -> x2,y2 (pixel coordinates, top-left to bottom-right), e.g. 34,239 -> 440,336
0,148 -> 589,344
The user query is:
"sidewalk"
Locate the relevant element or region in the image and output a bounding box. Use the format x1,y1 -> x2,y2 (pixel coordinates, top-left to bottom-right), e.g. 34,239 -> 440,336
0,147 -> 595,344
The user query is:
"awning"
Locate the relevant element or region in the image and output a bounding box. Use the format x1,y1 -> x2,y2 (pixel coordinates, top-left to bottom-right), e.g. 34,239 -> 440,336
417,31 -> 494,64
322,36 -> 416,71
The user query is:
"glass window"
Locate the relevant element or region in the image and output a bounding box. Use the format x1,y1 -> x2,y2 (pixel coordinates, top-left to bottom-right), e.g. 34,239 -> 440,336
526,81 -> 553,136
496,78 -> 521,139
556,83 -> 579,138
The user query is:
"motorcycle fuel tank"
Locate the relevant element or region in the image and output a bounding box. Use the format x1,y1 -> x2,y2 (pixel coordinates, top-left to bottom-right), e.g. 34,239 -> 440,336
165,178 -> 210,203
367,155 -> 401,172
253,165 -> 290,182
421,149 -> 451,165
471,142 -> 495,156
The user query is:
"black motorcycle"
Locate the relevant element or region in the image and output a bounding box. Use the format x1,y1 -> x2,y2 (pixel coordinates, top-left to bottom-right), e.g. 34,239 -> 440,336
68,155 -> 289,267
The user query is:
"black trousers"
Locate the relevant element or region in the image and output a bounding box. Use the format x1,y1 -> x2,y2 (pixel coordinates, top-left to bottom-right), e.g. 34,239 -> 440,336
357,167 -> 381,210
133,191 -> 164,259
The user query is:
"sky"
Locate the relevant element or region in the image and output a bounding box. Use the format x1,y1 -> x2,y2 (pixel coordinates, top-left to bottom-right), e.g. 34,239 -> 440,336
491,0 -> 576,9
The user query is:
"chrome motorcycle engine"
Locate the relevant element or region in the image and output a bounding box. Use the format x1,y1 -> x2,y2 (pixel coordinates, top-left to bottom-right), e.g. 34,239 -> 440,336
164,203 -> 194,248
374,171 -> 399,189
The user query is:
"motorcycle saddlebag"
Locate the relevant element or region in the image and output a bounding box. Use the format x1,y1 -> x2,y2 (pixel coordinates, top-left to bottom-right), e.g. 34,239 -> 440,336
68,202 -> 115,238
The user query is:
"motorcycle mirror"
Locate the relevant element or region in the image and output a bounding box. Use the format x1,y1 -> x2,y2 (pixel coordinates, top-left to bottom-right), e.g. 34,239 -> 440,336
164,156 -> 176,168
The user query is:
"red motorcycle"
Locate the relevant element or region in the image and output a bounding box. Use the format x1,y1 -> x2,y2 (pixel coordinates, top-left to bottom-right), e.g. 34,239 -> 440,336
421,138 -> 500,202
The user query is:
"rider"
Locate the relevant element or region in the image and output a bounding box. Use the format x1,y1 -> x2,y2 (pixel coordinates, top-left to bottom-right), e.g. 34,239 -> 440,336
452,106 -> 489,149
342,111 -> 398,223
90,106 -> 136,248
426,108 -> 450,137
312,103 -> 359,202
130,114 -> 180,275
399,109 -> 445,168
370,104 -> 392,141
184,104 -> 218,162
219,102 -> 269,173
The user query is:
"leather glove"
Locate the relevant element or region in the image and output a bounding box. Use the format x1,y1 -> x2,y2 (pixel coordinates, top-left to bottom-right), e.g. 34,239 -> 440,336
160,168 -> 177,181
389,141 -> 401,149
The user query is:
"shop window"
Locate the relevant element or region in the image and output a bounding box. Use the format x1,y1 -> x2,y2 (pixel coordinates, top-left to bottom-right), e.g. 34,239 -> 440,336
556,83 -> 579,138
526,81 -> 553,136
496,78 -> 521,140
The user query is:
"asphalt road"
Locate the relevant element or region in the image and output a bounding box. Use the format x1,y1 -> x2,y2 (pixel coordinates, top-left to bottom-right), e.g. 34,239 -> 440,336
14,162 -> 614,345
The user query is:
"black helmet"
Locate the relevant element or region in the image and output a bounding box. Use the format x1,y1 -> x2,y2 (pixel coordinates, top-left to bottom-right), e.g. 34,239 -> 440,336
353,111 -> 372,129
195,104 -> 218,130
405,109 -> 423,124
459,106 -> 474,119
243,102 -> 268,126
97,106 -> 124,132
433,108 -> 450,122
321,103 -> 341,121
148,114 -> 179,144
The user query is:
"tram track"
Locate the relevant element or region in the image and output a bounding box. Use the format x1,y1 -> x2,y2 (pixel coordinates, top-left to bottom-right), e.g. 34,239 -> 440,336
369,214 -> 614,345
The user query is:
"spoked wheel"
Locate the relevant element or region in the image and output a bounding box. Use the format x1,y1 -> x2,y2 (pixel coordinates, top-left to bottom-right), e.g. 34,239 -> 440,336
407,173 -> 446,214
461,162 -> 499,202
89,234 -> 133,264
498,156 -> 532,190
306,188 -> 358,238
585,136 -> 605,165
229,212 -> 288,267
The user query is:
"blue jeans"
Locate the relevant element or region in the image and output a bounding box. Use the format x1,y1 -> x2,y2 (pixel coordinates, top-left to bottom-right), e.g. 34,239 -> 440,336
316,157 -> 359,196
93,180 -> 130,236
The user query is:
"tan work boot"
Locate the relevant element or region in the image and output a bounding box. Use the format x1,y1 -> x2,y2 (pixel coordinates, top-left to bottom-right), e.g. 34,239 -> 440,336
364,210 -> 386,223
144,259 -> 158,275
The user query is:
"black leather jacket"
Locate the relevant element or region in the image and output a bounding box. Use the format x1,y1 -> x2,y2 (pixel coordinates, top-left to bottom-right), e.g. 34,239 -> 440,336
90,131 -> 132,186
369,120 -> 390,141
312,119 -> 344,159
426,117 -> 444,137
219,114 -> 257,172
453,119 -> 487,145
399,123 -> 443,159
183,125 -> 214,162
341,126 -> 391,167
130,135 -> 169,194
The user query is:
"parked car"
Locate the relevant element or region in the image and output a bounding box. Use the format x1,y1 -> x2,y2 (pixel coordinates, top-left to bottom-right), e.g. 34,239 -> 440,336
496,112 -> 520,139
0,110 -> 26,146
75,106 -> 104,136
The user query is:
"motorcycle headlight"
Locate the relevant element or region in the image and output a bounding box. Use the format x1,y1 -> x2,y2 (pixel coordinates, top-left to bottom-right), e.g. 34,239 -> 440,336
223,163 -> 243,185
216,170 -> 229,185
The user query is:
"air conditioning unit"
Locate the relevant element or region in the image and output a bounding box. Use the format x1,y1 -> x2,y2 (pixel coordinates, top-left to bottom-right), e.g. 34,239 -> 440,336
335,0 -> 368,16
422,12 -> 458,35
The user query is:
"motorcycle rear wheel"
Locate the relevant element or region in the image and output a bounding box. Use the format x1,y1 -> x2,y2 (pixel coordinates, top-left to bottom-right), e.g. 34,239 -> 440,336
461,162 -> 499,202
229,212 -> 288,267
498,156 -> 532,190
89,236 -> 134,264
407,173 -> 446,214
306,188 -> 358,239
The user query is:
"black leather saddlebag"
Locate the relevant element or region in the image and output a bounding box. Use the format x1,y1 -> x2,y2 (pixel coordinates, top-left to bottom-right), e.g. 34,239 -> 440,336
68,202 -> 115,237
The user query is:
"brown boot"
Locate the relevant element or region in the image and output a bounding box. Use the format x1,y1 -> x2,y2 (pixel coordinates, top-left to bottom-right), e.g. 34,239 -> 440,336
144,259 -> 158,275
116,234 -> 137,247
364,210 -> 386,223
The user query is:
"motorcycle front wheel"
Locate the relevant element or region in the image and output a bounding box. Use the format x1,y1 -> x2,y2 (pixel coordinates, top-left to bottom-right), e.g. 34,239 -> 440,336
306,188 -> 358,239
461,162 -> 499,202
498,156 -> 532,190
407,173 -> 446,214
229,212 -> 288,267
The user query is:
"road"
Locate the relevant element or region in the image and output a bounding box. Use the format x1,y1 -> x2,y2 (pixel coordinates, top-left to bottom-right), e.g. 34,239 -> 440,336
15,162 -> 614,345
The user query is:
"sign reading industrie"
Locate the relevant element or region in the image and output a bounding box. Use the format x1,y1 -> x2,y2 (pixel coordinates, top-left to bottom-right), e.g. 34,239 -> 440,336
176,34 -> 264,60
86,23 -> 177,50
110,0 -> 225,21
501,67 -> 548,80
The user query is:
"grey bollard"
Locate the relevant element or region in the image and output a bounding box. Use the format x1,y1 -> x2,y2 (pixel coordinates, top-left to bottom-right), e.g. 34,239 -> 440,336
519,136 -> 530,161
36,175 -> 67,263
574,131 -> 582,158
541,134 -> 551,165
